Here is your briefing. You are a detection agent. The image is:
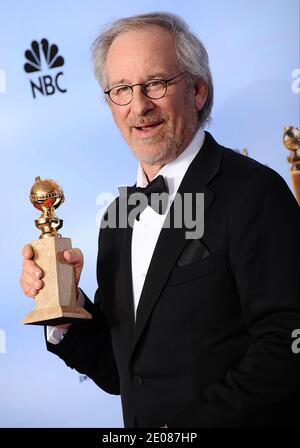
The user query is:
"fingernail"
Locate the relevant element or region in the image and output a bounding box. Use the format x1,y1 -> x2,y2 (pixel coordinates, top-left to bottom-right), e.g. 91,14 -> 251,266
35,271 -> 40,278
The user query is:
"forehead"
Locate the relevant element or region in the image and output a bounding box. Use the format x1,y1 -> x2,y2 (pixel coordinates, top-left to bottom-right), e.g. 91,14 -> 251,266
105,26 -> 178,84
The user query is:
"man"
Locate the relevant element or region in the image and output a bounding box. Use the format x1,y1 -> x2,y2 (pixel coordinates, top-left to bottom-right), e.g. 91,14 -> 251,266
20,12 -> 300,427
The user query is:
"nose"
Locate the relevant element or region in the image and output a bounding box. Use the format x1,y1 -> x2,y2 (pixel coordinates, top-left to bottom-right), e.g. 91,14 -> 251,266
130,86 -> 155,116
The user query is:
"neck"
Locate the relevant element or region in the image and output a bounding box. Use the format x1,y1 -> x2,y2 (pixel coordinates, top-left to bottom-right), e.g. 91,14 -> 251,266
141,162 -> 166,181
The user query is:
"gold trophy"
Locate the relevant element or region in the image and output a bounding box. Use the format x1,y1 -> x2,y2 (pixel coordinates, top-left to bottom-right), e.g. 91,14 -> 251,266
22,176 -> 92,325
283,126 -> 300,205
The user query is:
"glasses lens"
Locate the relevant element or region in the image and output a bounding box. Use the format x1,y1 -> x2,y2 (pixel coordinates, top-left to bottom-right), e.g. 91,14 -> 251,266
110,85 -> 132,105
144,80 -> 167,99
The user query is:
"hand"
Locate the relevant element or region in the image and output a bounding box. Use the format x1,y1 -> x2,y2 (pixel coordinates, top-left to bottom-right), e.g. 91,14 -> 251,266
20,243 -> 84,298
62,247 -> 84,288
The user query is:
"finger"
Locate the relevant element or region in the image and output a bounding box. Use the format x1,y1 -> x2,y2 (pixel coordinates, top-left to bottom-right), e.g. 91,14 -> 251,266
22,259 -> 43,279
63,249 -> 83,265
26,288 -> 38,298
20,278 -> 42,299
21,244 -> 34,260
20,279 -> 39,298
63,249 -> 83,287
21,271 -> 44,291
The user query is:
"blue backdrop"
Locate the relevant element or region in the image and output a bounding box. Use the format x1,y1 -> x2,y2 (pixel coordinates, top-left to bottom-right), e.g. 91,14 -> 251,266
0,0 -> 299,427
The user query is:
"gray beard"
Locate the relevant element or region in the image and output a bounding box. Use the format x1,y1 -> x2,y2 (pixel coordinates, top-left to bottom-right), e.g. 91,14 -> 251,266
131,121 -> 198,166
131,134 -> 180,165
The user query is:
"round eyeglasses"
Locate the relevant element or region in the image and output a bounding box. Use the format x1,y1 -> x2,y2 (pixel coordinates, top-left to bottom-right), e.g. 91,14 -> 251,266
104,73 -> 184,106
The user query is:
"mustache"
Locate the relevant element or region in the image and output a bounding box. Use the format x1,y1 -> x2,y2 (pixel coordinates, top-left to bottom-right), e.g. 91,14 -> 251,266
127,114 -> 166,127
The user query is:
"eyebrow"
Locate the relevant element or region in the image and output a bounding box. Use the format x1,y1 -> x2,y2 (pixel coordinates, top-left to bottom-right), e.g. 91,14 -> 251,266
110,73 -> 170,87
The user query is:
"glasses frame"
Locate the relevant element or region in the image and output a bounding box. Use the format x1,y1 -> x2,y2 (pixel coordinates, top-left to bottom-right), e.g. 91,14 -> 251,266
104,72 -> 184,106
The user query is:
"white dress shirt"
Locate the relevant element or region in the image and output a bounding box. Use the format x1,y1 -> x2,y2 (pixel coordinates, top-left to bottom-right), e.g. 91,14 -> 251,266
47,128 -> 205,343
131,128 -> 205,318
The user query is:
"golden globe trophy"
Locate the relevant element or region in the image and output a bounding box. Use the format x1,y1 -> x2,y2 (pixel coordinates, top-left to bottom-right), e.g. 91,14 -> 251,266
22,176 -> 92,325
283,126 -> 300,205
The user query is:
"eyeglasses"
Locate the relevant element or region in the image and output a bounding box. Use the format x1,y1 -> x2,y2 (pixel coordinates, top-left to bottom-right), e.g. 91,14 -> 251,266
104,73 -> 184,106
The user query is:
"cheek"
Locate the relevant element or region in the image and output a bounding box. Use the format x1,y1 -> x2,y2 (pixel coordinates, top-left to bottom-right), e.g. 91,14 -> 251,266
168,96 -> 190,124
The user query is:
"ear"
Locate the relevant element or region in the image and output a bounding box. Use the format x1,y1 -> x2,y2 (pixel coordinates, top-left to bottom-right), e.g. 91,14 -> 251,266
194,80 -> 208,111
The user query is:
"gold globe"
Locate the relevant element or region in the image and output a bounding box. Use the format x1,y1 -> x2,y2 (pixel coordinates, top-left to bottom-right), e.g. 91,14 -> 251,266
283,126 -> 300,151
30,176 -> 64,211
30,176 -> 65,238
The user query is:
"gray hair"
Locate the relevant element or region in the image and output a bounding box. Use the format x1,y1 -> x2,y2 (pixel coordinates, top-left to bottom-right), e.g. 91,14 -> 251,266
92,12 -> 213,127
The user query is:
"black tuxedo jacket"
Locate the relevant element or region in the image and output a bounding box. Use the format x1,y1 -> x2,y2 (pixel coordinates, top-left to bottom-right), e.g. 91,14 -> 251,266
47,132 -> 300,427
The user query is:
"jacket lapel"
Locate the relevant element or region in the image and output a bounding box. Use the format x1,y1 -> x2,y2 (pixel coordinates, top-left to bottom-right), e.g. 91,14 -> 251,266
115,202 -> 136,343
128,132 -> 224,363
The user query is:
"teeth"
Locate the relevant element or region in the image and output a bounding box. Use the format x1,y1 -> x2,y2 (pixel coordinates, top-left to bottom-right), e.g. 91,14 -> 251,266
143,124 -> 157,129
135,123 -> 161,131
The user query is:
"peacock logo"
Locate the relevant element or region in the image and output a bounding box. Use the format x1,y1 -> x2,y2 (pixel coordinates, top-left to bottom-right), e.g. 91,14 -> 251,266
24,38 -> 67,98
24,39 -> 64,73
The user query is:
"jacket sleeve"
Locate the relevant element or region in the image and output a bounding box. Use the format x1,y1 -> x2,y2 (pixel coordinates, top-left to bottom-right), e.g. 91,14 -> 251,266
168,169 -> 300,427
45,224 -> 120,396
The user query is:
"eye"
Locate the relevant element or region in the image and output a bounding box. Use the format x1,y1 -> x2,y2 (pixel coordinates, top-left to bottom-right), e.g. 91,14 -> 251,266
114,85 -> 131,96
146,80 -> 164,90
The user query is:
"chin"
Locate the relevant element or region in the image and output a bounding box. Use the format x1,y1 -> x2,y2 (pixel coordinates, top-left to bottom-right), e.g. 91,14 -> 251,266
133,145 -> 172,166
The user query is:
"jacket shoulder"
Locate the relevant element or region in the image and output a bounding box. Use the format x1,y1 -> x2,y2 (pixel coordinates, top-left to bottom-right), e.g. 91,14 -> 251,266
216,141 -> 290,198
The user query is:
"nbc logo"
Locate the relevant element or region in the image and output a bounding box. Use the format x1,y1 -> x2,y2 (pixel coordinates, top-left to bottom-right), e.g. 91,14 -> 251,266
0,69 -> 6,94
24,38 -> 67,99
0,328 -> 6,354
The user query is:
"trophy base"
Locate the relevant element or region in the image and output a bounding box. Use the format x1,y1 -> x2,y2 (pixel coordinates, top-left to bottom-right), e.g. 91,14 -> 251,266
22,305 -> 92,326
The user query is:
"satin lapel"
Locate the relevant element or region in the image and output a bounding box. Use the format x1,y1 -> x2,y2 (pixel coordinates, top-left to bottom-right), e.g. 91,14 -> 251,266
110,201 -> 136,343
118,226 -> 135,326
129,132 -> 224,363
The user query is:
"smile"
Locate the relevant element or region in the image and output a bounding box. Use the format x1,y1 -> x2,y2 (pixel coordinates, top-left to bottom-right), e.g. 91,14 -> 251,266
133,122 -> 164,136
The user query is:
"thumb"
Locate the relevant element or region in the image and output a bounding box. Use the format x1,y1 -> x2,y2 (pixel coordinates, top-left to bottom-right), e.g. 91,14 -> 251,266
63,248 -> 83,287
63,249 -> 82,265
21,244 -> 34,260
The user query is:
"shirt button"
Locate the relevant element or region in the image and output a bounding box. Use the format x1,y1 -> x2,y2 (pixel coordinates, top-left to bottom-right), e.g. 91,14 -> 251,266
132,375 -> 143,387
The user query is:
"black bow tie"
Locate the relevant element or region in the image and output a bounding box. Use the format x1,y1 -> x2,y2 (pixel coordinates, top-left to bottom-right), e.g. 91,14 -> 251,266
118,175 -> 169,218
